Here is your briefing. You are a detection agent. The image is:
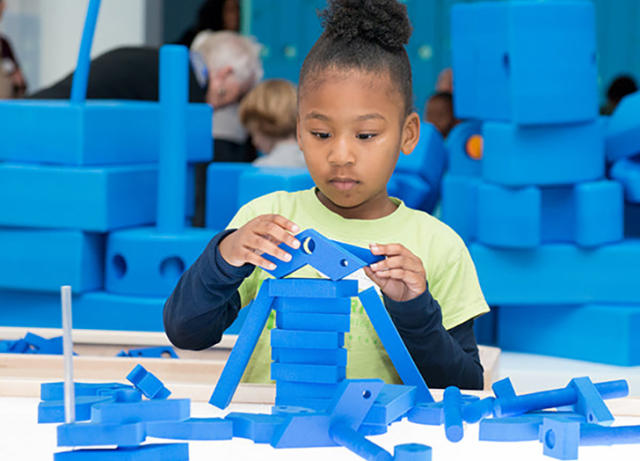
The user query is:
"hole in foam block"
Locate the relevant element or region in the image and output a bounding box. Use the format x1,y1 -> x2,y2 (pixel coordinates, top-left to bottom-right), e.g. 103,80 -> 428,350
159,256 -> 186,281
112,254 -> 127,278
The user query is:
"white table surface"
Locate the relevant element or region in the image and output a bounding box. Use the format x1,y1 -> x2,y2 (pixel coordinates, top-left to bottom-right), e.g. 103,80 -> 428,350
2,397 -> 639,461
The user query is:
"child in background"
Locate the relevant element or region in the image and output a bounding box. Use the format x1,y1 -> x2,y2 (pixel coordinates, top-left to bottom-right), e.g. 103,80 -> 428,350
164,0 -> 489,389
239,79 -> 305,168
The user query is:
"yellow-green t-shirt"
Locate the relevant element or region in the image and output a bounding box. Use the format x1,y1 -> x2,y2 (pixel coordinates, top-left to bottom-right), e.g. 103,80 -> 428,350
228,188 -> 490,384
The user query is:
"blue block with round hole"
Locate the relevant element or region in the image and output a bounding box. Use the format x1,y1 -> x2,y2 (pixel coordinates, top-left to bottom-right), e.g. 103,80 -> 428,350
478,411 -> 585,442
0,163 -> 157,232
540,418 -> 580,460
0,228 -> 104,293
446,121 -> 483,178
605,92 -> 640,162
441,175 -> 479,243
105,227 -> 216,297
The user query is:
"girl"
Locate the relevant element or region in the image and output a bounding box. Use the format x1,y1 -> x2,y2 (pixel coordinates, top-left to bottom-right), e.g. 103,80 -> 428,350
164,0 -> 489,389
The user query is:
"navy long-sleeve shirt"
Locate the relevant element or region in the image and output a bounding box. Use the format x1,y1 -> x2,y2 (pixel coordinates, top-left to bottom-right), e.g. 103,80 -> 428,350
164,230 -> 484,390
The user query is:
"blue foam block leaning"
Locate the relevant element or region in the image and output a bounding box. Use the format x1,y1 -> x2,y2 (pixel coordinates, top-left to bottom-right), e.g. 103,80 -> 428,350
611,157 -> 640,203
236,167 -> 314,210
105,227 -> 216,297
53,443 -> 189,461
540,418 -> 580,460
272,347 -> 347,366
441,175 -> 480,243
224,412 -> 288,443
271,362 -> 346,384
90,399 -> 190,424
268,278 -> 358,299
126,364 -> 171,400
270,329 -> 344,349
0,100 -> 211,165
38,395 -> 115,423
470,240 -> 640,305
362,384 -> 416,426
0,163 -> 157,232
145,418 -> 233,440
0,229 -> 104,293
273,296 -> 351,314
605,92 -> 640,162
57,422 -> 145,447
482,121 -> 604,187
276,311 -> 350,332
568,377 -> 613,424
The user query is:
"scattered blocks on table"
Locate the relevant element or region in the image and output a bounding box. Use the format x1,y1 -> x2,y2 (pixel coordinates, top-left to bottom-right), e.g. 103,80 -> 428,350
0,163 -> 157,232
41,382 -> 131,401
568,377 -> 613,425
24,332 -> 64,354
145,417 -> 233,440
540,418 -> 580,460
105,227 -> 216,297
126,364 -> 171,400
267,278 -> 358,299
271,362 -> 346,384
90,398 -> 190,424
53,443 -> 189,461
224,412 -> 288,443
117,346 -> 178,359
272,347 -> 347,366
362,384 -> 416,426
271,329 -> 345,349
38,395 -> 115,423
0,229 -> 104,293
478,411 -> 585,442
273,296 -> 351,314
276,311 -> 350,332
605,91 -> 640,162
57,422 -> 146,447
393,443 -> 432,461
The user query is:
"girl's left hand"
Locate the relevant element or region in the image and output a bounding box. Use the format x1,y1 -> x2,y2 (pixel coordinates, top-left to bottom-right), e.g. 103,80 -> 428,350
364,243 -> 427,302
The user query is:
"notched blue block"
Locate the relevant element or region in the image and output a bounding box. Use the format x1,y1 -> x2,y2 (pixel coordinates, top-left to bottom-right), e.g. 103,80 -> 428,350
0,229 -> 104,293
145,417 -> 233,440
126,364 -> 171,399
57,422 -> 145,447
271,362 -> 346,384
38,395 -> 115,423
272,347 -> 347,366
268,278 -> 358,299
53,443 -> 189,461
90,398 -> 190,424
363,384 -> 416,426
0,163 -> 157,232
224,412 -> 288,443
276,311 -> 350,332
271,329 -> 344,349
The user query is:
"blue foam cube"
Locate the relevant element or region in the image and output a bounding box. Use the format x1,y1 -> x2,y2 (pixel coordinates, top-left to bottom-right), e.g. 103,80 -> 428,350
236,166 -> 314,210
205,162 -> 251,229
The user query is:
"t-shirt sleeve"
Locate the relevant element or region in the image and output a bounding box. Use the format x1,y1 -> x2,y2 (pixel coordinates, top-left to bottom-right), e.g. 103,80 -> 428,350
428,237 -> 490,330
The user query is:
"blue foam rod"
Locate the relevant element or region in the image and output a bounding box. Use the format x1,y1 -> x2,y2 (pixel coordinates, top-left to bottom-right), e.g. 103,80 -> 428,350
443,386 -> 464,442
329,422 -> 393,461
70,0 -> 101,103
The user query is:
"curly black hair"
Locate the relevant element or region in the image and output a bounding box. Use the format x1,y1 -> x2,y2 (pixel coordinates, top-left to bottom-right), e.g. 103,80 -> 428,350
299,0 -> 414,115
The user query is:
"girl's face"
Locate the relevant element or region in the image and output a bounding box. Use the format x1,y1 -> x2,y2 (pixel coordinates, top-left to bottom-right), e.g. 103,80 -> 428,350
297,69 -> 420,220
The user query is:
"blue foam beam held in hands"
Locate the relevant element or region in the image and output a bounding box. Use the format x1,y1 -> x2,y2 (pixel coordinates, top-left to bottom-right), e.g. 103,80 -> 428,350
70,0 -> 101,103
157,45 -> 188,234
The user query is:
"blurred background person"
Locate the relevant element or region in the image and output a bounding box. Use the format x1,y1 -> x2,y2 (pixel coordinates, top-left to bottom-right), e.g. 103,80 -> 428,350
176,0 -> 240,47
0,0 -> 26,98
602,74 -> 637,115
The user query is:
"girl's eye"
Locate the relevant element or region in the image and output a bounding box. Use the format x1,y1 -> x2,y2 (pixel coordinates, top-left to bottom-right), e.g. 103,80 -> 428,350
311,131 -> 331,139
357,133 -> 377,140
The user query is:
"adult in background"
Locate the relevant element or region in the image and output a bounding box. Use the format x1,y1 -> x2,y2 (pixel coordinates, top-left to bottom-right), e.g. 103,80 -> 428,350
0,0 -> 27,98
176,0 -> 240,47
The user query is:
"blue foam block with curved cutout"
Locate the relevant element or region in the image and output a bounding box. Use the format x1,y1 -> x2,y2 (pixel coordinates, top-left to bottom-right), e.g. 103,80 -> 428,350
105,227 -> 216,297
57,422 -> 146,447
605,92 -> 640,162
446,121 -> 483,178
126,364 -> 171,400
224,412 -> 288,443
145,418 -> 233,440
90,398 -> 190,424
0,229 -> 104,293
276,311 -> 350,332
268,278 -> 358,299
53,443 -> 189,461
271,329 -> 344,349
271,362 -> 346,384
0,163 -> 157,232
38,395 -> 115,423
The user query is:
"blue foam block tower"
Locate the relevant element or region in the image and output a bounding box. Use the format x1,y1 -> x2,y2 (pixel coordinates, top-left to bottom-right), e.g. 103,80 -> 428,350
605,92 -> 640,162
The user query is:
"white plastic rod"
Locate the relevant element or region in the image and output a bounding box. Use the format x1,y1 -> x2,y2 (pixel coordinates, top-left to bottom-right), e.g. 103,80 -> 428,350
61,285 -> 75,423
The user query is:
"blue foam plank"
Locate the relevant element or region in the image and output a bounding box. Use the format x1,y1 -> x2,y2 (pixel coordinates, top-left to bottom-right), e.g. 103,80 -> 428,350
205,163 -> 252,229
605,92 -> 640,162
540,418 -> 580,460
329,241 -> 384,267
275,381 -> 342,399
57,422 -> 145,447
270,406 -> 318,416
270,329 -> 344,349
611,157 -> 640,203
569,377 -> 613,425
273,296 -> 351,314
358,287 -> 433,403
0,290 -> 166,331
263,229 -> 368,280
0,100 -> 211,166
118,346 -> 178,359
407,402 -> 444,426
470,241 -> 640,305
362,384 -> 416,426
497,304 -> 640,366
446,121 -> 483,178
90,399 -> 190,424
0,229 -> 104,293
276,311 -> 350,332
106,227 -> 216,297
477,183 -> 541,248
394,443 -> 432,461
358,423 -> 388,436
329,422 -> 393,461
482,121 -> 604,187
97,388 -> 142,403
492,378 -> 516,399
38,395 -> 115,423
268,278 -> 358,299
145,417 -> 233,440
0,163 -> 157,232
41,382 -> 132,401
441,175 -> 480,243
53,443 -> 189,461
236,167 -> 314,210
224,412 -> 288,443
272,347 -> 347,366
271,362 -> 346,384
24,332 -> 63,354
478,411 -> 585,442
274,396 -> 331,411
126,364 -> 171,400
209,280 -> 274,409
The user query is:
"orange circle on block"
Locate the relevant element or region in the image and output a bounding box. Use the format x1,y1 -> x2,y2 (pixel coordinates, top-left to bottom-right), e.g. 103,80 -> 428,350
466,134 -> 483,160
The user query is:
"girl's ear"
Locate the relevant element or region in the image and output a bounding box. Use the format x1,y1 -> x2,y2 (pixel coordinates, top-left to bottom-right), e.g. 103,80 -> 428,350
400,112 -> 421,155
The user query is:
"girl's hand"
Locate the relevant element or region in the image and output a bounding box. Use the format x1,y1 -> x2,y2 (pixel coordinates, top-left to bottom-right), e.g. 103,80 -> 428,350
364,243 -> 427,302
218,214 -> 300,271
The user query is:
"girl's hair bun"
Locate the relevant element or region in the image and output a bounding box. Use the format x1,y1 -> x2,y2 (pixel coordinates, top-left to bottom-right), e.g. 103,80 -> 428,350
320,0 -> 412,51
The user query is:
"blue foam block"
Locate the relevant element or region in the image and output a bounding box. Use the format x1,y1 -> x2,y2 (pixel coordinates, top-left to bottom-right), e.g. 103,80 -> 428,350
477,183 -> 541,248
205,162 -> 251,229
145,417 -> 233,440
497,304 -> 640,365
126,364 -> 171,400
41,382 -> 132,401
209,280 -> 274,409
0,229 -> 104,293
224,412 -> 288,443
97,388 -> 142,403
329,422 -> 393,461
478,411 -> 585,442
274,396 -> 331,411
0,163 -> 157,231
605,92 -> 640,162
270,329 -> 344,349
272,347 -> 347,366
276,381 -> 341,399
358,423 -> 388,436
90,399 -> 190,424
118,346 -> 178,359
271,362 -> 346,384
105,227 -> 216,297
358,288 -> 433,403
273,296 -> 351,314
24,332 -> 63,354
470,241 -> 640,305
461,397 -> 495,423
53,443 -> 189,461
482,121 -> 604,187
492,378 -> 516,399
408,395 -> 480,426
268,278 -> 358,298
57,422 -> 145,447
388,173 -> 434,213
573,180 -> 623,246
395,122 -> 446,190
611,157 -> 640,203
569,377 -> 613,424
0,100 -> 211,165
38,395 -> 115,423
330,241 -> 384,267
394,443 -> 432,461
362,384 -> 416,426
276,311 -> 350,332
540,418 -> 580,460
0,290 -> 166,331
236,167 -> 314,210
441,175 -> 480,243
443,386 -> 464,442
446,121 -> 483,178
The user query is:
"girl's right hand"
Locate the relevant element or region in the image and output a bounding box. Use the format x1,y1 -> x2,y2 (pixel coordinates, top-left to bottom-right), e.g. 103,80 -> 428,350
218,214 -> 301,271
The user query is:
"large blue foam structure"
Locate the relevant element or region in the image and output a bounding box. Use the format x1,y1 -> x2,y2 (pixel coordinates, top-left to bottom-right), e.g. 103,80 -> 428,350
446,121 -> 483,178
0,229 -> 104,293
611,157 -> 640,203
605,92 -> 640,162
441,175 -> 480,243
236,167 -> 315,211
